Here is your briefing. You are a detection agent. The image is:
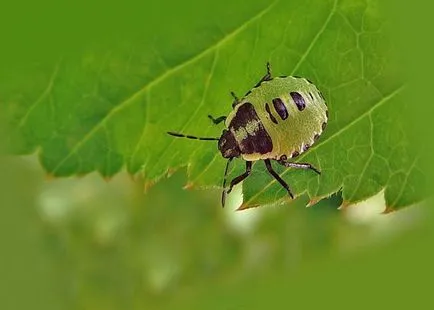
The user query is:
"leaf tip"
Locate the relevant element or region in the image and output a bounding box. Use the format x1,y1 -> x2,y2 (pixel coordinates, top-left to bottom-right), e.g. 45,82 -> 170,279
382,206 -> 396,214
45,173 -> 55,181
127,173 -> 137,182
306,197 -> 321,207
183,182 -> 195,190
103,175 -> 113,182
338,200 -> 351,210
143,180 -> 155,193
167,167 -> 177,178
236,202 -> 260,211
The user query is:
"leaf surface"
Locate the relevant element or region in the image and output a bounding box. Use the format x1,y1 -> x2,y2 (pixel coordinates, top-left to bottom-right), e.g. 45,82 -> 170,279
0,0 -> 424,210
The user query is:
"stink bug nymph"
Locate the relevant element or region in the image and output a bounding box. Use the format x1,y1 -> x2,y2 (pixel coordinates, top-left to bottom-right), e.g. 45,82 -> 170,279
168,63 -> 328,207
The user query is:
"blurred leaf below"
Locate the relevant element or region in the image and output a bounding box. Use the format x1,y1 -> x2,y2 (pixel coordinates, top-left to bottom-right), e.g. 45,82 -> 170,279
0,154 -> 431,310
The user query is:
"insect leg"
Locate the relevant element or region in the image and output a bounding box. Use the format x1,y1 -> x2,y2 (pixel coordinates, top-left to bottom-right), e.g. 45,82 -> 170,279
264,159 -> 294,199
265,61 -> 272,78
254,62 -> 272,87
221,158 -> 233,208
167,132 -> 219,141
227,161 -> 252,194
277,159 -> 321,175
231,91 -> 240,108
208,115 -> 227,125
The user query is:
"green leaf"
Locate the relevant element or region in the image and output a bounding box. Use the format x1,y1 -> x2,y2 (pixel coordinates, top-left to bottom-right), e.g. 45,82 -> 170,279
0,0 -> 425,210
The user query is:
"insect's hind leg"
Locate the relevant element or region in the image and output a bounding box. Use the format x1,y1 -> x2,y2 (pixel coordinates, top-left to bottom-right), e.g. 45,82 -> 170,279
264,159 -> 294,199
277,157 -> 321,175
208,115 -> 226,125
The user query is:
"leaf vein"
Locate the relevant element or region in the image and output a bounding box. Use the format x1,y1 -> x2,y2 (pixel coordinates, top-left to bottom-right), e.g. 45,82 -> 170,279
244,85 -> 404,205
19,60 -> 61,128
290,0 -> 337,74
151,49 -> 219,175
390,154 -> 419,208
51,1 -> 278,174
349,113 -> 374,200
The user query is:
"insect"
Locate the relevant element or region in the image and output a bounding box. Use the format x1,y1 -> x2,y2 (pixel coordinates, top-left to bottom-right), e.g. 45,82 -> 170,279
168,63 -> 328,207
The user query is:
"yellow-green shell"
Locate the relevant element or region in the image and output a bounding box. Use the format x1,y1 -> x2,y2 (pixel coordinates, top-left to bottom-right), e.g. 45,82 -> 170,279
225,76 -> 328,161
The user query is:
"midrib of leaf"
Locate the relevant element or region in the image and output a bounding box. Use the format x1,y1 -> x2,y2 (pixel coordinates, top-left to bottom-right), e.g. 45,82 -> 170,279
151,50 -> 219,173
243,85 -> 405,206
50,0 -> 279,175
159,0 -> 338,183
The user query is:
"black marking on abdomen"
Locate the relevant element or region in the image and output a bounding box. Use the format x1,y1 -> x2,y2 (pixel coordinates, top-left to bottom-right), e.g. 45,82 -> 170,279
291,151 -> 299,158
265,103 -> 278,124
290,92 -> 306,111
229,102 -> 273,155
272,98 -> 288,120
322,121 -> 327,130
303,143 -> 310,152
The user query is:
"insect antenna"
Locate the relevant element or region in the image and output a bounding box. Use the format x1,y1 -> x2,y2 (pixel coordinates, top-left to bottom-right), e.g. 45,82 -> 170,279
167,132 -> 219,141
221,158 -> 233,208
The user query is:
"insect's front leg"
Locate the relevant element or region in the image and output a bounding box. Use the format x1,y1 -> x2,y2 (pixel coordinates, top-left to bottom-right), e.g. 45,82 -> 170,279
208,115 -> 226,125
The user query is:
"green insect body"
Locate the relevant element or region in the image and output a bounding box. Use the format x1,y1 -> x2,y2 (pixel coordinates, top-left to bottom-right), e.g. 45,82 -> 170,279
168,63 -> 328,207
226,76 -> 328,162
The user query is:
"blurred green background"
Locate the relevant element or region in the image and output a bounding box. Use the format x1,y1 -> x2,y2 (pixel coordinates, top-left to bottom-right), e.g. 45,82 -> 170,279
1,0 -> 433,309
1,154 -> 432,310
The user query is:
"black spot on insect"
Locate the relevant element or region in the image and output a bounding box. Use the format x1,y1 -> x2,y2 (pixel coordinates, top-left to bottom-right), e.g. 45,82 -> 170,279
314,133 -> 320,141
291,150 -> 300,158
229,102 -> 273,155
303,143 -> 310,152
309,92 -> 314,100
280,155 -> 287,161
265,103 -> 278,124
293,75 -> 302,79
230,102 -> 255,130
319,91 -> 325,100
239,129 -> 273,155
272,98 -> 288,120
322,121 -> 327,131
306,78 -> 314,84
290,92 -> 306,111
325,110 -> 329,118
218,130 -> 241,158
